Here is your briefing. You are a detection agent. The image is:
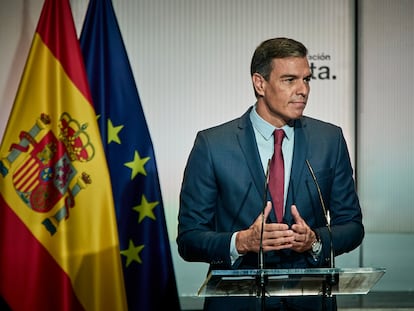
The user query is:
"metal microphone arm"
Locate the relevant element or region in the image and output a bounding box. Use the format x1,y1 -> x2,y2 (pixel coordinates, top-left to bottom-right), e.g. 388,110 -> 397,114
305,160 -> 335,269
305,160 -> 339,294
257,159 -> 270,311
259,159 -> 271,270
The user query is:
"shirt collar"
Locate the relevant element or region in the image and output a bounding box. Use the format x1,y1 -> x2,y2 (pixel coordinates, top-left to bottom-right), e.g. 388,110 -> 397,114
250,104 -> 294,141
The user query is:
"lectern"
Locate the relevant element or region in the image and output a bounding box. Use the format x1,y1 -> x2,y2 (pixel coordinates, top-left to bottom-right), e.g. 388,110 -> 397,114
198,267 -> 385,310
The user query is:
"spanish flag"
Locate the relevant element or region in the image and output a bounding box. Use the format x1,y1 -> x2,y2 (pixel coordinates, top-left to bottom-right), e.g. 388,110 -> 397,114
0,0 -> 127,310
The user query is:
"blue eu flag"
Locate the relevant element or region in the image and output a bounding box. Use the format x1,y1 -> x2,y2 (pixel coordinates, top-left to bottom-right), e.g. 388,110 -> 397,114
80,0 -> 181,310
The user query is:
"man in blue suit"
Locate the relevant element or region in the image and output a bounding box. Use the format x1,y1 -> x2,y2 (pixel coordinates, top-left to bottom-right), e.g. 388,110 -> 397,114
177,37 -> 364,311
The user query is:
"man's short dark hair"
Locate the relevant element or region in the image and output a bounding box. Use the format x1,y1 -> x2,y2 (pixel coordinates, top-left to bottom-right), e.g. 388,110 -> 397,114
250,37 -> 308,81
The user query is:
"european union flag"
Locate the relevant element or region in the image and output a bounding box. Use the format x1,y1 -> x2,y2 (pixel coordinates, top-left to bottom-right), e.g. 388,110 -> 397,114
80,0 -> 181,310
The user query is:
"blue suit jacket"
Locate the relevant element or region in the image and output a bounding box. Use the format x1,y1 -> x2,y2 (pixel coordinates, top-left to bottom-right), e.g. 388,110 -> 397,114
177,107 -> 364,271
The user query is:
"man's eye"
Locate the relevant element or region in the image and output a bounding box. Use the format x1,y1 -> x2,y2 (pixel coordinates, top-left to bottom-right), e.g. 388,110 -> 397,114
304,76 -> 312,83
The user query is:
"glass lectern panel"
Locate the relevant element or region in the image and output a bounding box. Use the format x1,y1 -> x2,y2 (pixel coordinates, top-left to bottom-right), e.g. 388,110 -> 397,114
198,267 -> 385,297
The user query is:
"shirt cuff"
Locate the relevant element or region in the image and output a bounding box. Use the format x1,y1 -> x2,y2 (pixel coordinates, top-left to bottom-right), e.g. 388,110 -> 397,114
230,232 -> 242,265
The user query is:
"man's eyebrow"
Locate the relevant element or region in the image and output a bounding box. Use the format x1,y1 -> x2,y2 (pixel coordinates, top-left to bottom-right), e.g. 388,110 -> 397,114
280,74 -> 298,78
280,73 -> 312,79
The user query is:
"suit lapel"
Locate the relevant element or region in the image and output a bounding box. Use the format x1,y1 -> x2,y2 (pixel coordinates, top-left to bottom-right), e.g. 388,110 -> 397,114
236,109 -> 268,212
284,118 -> 309,224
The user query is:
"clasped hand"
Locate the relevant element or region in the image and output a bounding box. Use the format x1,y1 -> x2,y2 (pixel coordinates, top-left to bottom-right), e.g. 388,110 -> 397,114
236,202 -> 316,254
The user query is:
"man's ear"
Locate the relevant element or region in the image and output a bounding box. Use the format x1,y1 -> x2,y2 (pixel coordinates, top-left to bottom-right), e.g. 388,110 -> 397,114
252,73 -> 265,97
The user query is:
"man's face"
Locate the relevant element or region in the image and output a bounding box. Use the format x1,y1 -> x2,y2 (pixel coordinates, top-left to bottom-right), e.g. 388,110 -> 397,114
254,56 -> 311,127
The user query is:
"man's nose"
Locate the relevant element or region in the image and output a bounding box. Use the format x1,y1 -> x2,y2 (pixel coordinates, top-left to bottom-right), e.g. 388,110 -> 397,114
296,80 -> 309,97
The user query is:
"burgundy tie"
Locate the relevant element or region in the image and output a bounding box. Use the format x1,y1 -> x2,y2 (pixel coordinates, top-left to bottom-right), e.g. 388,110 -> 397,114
269,129 -> 285,222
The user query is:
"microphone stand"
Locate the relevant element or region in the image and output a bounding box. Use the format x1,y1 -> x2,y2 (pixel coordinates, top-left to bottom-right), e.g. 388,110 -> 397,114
257,160 -> 270,311
305,160 -> 339,302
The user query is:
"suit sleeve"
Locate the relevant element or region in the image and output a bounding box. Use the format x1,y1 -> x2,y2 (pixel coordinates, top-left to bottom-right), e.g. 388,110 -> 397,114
177,131 -> 233,268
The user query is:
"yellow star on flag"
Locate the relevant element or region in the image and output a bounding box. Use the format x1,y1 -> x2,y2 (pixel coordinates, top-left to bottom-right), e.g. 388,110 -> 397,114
133,195 -> 159,223
120,240 -> 145,267
107,118 -> 124,144
124,151 -> 150,180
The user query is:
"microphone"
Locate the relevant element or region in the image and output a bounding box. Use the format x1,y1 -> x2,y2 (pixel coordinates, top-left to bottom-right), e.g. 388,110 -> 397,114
305,160 -> 338,288
257,159 -> 270,309
259,159 -> 271,270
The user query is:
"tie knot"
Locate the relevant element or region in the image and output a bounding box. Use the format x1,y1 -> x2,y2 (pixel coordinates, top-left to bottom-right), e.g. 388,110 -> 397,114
274,129 -> 285,146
